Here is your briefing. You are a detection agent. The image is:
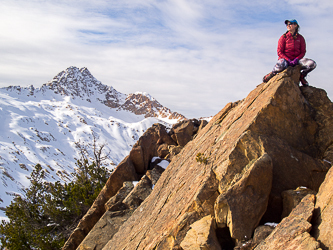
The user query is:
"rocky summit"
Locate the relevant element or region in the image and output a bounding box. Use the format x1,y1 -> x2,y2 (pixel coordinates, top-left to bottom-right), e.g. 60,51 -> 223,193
64,66 -> 333,250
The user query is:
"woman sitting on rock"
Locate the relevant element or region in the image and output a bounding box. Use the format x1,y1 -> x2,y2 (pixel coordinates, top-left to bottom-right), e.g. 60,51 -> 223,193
263,19 -> 316,86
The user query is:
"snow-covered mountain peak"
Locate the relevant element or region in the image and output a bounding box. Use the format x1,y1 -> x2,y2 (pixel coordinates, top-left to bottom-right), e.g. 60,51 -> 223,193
43,66 -> 122,100
133,92 -> 156,101
1,66 -> 185,121
0,66 -> 185,219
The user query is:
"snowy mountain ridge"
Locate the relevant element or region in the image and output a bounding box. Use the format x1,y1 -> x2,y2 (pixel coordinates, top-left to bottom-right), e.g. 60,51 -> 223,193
0,66 -> 184,219
4,66 -> 184,120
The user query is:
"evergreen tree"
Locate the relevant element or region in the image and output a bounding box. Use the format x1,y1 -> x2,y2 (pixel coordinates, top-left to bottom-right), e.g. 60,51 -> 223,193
0,160 -> 111,250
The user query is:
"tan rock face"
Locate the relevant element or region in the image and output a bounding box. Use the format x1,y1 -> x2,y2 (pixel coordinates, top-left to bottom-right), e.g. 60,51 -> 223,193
63,118 -> 207,250
122,175 -> 152,209
76,165 -> 164,250
168,145 -> 183,161
312,165 -> 333,249
259,135 -> 329,222
214,153 -> 273,240
62,156 -> 138,250
157,143 -> 170,158
281,187 -> 317,219
301,86 -> 333,160
104,181 -> 134,211
252,225 -> 274,245
180,215 -> 221,250
129,123 -> 177,174
254,194 -> 320,250
146,165 -> 165,185
99,67 -> 331,250
77,210 -> 133,250
171,120 -> 195,147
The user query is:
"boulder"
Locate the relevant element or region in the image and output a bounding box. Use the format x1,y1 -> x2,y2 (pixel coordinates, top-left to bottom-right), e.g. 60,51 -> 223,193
122,175 -> 152,209
104,181 -> 134,211
77,169 -> 163,250
157,123 -> 178,146
312,164 -> 333,249
168,145 -> 183,161
129,145 -> 145,174
197,119 -> 208,135
233,225 -> 275,249
171,120 -> 195,146
157,143 -> 169,158
301,86 -> 333,161
214,153 -> 273,241
258,135 -> 329,222
252,225 -> 275,245
180,215 -> 221,250
77,170 -> 163,250
254,194 -> 320,250
77,210 -> 133,250
62,156 -> 138,250
146,166 -> 165,185
130,123 -> 174,174
281,187 -> 317,219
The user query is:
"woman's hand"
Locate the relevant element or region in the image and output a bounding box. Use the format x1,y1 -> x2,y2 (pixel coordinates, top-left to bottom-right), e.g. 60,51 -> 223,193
288,58 -> 299,66
291,58 -> 299,66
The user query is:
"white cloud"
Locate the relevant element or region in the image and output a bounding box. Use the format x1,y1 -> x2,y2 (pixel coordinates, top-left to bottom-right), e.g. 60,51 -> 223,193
0,0 -> 332,118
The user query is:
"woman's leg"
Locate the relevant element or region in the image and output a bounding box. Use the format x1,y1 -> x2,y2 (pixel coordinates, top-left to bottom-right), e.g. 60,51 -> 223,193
263,59 -> 289,83
272,58 -> 289,73
299,58 -> 317,76
298,58 -> 316,86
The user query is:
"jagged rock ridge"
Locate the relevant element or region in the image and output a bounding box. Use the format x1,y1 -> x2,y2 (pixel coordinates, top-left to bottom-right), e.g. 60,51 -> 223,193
62,119 -> 207,250
3,66 -> 185,120
66,66 -> 333,250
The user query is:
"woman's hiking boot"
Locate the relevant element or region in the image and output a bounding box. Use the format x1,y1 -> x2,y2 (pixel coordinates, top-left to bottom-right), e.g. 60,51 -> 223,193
263,72 -> 276,83
300,74 -> 309,86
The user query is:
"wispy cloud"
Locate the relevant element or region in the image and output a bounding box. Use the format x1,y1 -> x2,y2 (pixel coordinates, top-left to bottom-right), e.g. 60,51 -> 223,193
0,0 -> 333,118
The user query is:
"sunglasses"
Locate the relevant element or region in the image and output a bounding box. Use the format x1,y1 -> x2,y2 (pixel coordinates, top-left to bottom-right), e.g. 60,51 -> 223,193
286,23 -> 296,26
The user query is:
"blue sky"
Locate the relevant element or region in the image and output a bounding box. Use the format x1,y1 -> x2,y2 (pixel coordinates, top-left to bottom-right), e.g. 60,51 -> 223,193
1,0 -> 333,118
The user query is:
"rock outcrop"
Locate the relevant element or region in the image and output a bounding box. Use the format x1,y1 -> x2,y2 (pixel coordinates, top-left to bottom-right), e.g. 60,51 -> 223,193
180,215 -> 221,250
254,194 -> 320,250
62,156 -> 138,250
214,153 -> 273,240
64,66 -> 333,249
62,119 -> 206,250
281,187 -> 317,219
312,164 -> 333,249
77,210 -> 134,250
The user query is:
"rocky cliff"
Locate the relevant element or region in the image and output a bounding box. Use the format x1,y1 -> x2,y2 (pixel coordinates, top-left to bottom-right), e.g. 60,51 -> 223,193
62,119 -> 207,250
65,66 -> 333,249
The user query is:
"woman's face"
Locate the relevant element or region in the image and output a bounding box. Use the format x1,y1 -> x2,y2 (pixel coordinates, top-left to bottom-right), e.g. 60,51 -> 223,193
286,22 -> 298,33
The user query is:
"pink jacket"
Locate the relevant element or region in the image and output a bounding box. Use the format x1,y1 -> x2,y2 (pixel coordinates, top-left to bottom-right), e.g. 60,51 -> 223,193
277,32 -> 306,61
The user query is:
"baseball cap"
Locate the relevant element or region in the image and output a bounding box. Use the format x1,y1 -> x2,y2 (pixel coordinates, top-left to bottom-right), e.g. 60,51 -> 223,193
284,19 -> 298,25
